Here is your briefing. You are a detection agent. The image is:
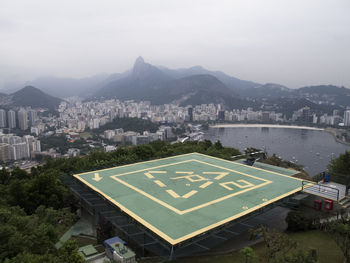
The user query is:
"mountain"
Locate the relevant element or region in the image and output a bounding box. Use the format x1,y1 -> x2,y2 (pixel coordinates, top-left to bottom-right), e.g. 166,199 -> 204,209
236,83 -> 293,99
94,57 -> 172,100
296,85 -> 350,107
158,65 -> 260,91
10,86 -> 62,110
260,97 -> 341,119
151,74 -> 248,108
94,57 -> 248,109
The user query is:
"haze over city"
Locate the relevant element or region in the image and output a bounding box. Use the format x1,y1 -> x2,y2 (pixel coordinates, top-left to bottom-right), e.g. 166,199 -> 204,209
1,0 -> 350,90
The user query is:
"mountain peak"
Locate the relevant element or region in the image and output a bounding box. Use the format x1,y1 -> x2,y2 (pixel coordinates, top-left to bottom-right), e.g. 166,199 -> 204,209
131,56 -> 169,83
20,85 -> 43,93
134,56 -> 145,66
133,56 -> 148,77
11,86 -> 62,109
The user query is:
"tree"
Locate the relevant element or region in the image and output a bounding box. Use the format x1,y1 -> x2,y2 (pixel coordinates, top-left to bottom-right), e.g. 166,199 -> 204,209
0,165 -> 11,184
281,249 -> 317,263
328,151 -> 350,185
240,246 -> 256,263
250,226 -> 297,263
4,253 -> 58,263
286,211 -> 313,231
58,240 -> 84,263
323,216 -> 350,263
214,140 -> 223,150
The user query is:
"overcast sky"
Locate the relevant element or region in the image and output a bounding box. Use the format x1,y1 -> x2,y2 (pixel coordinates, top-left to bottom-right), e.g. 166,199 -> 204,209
1,0 -> 349,89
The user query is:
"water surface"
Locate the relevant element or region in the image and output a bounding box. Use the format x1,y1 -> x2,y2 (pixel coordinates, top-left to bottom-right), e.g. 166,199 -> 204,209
204,127 -> 350,176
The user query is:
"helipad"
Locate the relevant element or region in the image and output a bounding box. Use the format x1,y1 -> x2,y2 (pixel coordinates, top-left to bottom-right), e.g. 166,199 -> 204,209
74,153 -> 304,245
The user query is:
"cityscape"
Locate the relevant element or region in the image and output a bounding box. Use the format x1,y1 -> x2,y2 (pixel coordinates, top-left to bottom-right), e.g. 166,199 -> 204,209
1,98 -> 349,167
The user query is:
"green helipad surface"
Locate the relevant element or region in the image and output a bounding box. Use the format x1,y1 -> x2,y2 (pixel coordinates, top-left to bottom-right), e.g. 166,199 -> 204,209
74,153 -> 304,245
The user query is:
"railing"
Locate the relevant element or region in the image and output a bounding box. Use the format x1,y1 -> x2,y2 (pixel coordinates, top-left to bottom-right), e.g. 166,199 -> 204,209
302,180 -> 340,201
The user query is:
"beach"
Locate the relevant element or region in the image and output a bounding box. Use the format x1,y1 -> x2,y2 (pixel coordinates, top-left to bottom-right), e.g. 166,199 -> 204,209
210,124 -> 324,131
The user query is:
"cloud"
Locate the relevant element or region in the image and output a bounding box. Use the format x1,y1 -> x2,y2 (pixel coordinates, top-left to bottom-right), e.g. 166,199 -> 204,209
0,0 -> 349,89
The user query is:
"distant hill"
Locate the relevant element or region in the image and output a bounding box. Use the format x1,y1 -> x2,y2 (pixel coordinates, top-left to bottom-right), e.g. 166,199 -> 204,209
158,65 -> 260,91
94,57 -> 248,109
261,98 -> 341,118
296,85 -> 350,107
154,74 -> 248,108
233,83 -> 350,108
236,83 -> 293,99
10,86 -> 62,109
4,57 -> 348,111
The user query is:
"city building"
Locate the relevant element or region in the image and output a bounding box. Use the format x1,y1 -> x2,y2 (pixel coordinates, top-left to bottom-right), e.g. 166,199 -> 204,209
0,109 -> 6,128
188,107 -> 193,122
18,109 -> 28,130
344,110 -> 350,126
11,142 -> 30,160
28,110 -> 37,126
261,112 -> 270,122
7,110 -> 16,129
218,110 -> 225,120
0,133 -> 41,162
0,143 -> 11,162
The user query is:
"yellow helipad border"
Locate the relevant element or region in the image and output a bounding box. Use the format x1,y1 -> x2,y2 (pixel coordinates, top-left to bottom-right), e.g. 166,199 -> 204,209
73,153 -> 304,245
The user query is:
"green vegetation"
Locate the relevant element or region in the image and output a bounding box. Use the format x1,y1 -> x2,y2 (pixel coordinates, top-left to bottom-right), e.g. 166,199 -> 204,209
250,225 -> 298,263
240,246 -> 256,263
260,154 -> 310,179
322,216 -> 350,263
79,132 -> 92,139
161,230 -> 342,263
328,151 -> 350,185
286,211 -> 314,232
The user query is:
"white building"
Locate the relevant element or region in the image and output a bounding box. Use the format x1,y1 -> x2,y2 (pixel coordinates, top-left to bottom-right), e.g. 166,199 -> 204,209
18,109 -> 28,130
344,110 -> 350,126
0,109 -> 6,128
7,110 -> 16,129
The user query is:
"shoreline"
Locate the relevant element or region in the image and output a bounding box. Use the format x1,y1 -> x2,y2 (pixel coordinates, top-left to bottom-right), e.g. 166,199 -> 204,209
209,124 -> 350,147
210,124 -> 324,131
325,128 -> 350,147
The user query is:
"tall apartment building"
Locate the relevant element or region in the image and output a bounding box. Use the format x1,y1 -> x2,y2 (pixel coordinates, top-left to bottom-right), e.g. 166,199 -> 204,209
11,142 -> 30,160
0,109 -> 6,128
0,143 -> 12,162
7,110 -> 16,129
18,109 -> 28,130
28,110 -> 37,127
23,135 -> 41,153
188,107 -> 193,122
344,110 -> 350,126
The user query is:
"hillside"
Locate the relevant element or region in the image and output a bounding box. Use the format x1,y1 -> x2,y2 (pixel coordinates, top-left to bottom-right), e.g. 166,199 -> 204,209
296,85 -> 350,107
156,74 -> 248,108
94,57 -> 248,109
95,57 -> 172,100
158,65 -> 260,91
237,83 -> 293,99
262,98 -> 340,118
11,86 -> 62,109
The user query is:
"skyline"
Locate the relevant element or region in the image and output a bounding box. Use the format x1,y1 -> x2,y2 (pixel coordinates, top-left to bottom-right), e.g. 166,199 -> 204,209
1,0 -> 350,90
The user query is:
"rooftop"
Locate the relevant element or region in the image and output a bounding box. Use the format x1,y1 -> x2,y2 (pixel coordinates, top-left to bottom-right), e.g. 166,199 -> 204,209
74,153 -> 304,245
